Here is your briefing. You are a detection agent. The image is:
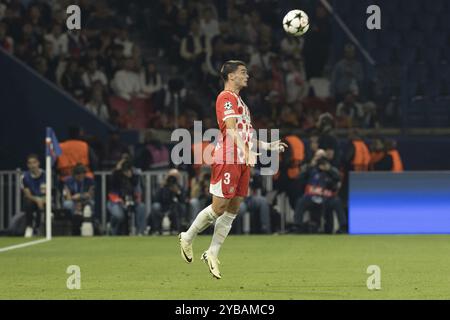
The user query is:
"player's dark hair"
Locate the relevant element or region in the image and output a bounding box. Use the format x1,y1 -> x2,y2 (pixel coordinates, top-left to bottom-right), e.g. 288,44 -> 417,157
220,60 -> 247,83
26,153 -> 39,162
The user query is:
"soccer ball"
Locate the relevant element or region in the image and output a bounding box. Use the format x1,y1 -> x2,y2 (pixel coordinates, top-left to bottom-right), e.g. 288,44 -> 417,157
283,9 -> 310,36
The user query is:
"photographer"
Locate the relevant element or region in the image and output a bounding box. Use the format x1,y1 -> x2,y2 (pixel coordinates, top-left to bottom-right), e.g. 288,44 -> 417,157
294,156 -> 347,233
107,160 -> 146,235
150,169 -> 188,235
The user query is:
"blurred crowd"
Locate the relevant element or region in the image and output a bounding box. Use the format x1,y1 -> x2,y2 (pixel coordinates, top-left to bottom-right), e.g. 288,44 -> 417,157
0,0 -> 405,237
17,116 -> 403,237
0,0 -> 391,130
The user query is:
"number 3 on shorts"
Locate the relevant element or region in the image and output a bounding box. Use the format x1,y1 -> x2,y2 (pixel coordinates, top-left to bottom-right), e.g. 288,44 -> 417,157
223,173 -> 231,185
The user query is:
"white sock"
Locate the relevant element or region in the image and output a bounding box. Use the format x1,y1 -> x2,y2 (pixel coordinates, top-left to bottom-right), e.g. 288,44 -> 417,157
209,212 -> 237,257
182,204 -> 218,243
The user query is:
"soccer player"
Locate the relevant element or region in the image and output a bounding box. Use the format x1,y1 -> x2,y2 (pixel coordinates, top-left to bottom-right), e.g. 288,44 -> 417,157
179,60 -> 287,279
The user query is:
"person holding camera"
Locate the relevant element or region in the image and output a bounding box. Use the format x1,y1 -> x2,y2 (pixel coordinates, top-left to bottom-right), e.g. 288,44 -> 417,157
294,155 -> 347,233
107,160 -> 146,235
150,169 -> 188,235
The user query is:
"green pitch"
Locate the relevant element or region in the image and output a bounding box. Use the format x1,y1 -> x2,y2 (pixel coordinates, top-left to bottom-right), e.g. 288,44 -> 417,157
1,235 -> 450,299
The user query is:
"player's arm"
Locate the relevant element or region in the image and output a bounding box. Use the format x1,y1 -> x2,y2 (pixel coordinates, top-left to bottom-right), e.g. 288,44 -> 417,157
257,139 -> 289,153
23,187 -> 40,204
224,117 -> 258,166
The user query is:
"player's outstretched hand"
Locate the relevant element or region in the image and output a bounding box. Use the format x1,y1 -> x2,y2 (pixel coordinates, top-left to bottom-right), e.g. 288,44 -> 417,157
262,140 -> 289,153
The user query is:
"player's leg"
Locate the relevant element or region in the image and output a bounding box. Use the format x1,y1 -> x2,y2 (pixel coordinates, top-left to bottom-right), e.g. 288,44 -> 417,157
179,164 -> 228,263
200,164 -> 244,278
208,196 -> 242,257
206,164 -> 244,256
202,165 -> 249,278
23,199 -> 36,238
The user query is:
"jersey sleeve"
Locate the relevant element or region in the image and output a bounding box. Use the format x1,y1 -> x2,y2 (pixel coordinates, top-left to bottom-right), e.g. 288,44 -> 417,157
21,174 -> 27,190
216,92 -> 240,123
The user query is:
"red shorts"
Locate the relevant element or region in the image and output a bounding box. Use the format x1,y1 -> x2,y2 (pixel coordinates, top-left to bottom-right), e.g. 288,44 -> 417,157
209,163 -> 250,199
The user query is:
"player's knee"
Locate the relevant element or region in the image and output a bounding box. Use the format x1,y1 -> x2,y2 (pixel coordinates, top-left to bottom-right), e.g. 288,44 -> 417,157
212,201 -> 227,215
226,197 -> 244,214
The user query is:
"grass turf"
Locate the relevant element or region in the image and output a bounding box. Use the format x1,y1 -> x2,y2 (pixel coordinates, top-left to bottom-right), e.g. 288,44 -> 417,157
1,235 -> 450,299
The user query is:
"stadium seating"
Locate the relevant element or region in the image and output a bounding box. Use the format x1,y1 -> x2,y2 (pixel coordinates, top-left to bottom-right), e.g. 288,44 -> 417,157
109,96 -> 153,129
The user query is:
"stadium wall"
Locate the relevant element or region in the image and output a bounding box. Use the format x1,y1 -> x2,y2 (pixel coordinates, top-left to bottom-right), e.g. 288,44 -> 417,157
349,172 -> 450,234
0,49 -> 113,169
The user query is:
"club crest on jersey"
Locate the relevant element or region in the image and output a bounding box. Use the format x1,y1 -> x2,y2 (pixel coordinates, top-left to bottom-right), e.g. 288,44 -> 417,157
224,101 -> 233,110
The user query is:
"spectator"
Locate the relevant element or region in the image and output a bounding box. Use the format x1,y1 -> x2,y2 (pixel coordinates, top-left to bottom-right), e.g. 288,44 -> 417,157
114,28 -> 134,58
278,106 -> 299,129
169,8 -> 189,63
295,156 -> 347,233
336,92 -> 364,128
249,39 -> 274,75
61,59 -> 85,99
303,5 -> 331,78
19,23 -> 40,55
41,40 -> 58,81
180,20 -> 211,80
305,131 -> 321,163
85,81 -> 110,122
21,154 -> 46,238
82,58 -> 108,88
140,60 -> 162,97
385,139 -> 404,172
0,2 -> 6,20
27,5 -> 45,37
104,43 -> 124,79
1,2 -> 24,42
285,58 -> 308,105
107,160 -> 146,235
280,34 -> 304,60
67,29 -> 89,59
227,7 -> 247,43
330,43 -> 364,101
57,126 -> 98,181
344,130 -> 371,172
150,169 -> 188,235
154,0 -> 179,55
103,131 -> 130,169
98,30 -> 113,60
274,134 -> 305,210
244,10 -> 267,46
361,101 -> 380,129
62,164 -> 95,235
199,7 -> 219,41
131,44 -> 143,70
44,23 -> 68,57
86,1 -> 119,34
0,21 -> 14,54
317,113 -> 340,167
112,57 -> 142,100
32,55 -> 53,81
369,138 -> 394,171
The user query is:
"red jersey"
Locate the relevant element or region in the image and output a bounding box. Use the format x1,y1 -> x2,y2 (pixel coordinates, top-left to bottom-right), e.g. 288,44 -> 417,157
213,90 -> 254,164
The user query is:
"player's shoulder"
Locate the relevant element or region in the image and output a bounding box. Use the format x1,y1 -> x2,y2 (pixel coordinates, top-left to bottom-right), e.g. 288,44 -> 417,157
217,90 -> 238,102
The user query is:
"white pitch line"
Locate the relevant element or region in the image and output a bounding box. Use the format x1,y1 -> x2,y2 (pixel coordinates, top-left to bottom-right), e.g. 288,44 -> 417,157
0,238 -> 51,253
